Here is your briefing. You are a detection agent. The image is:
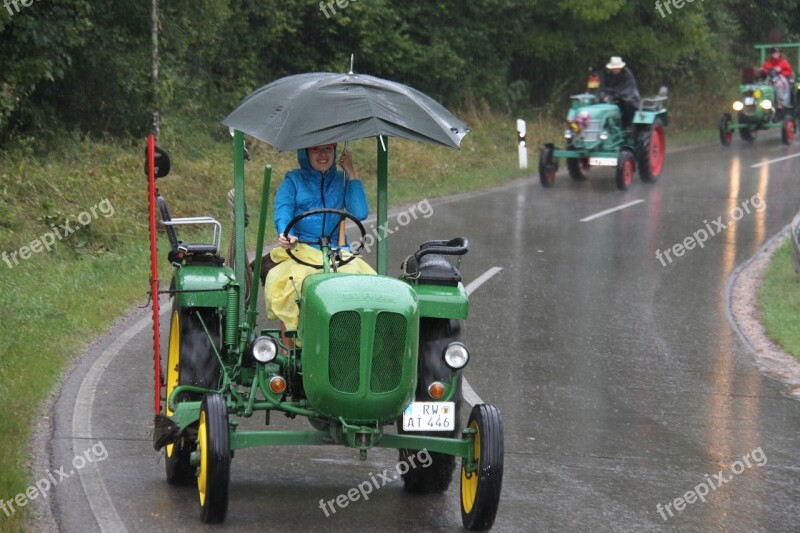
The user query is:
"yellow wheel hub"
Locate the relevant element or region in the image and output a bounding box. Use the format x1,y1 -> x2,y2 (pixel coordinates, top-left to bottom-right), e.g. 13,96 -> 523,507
197,411 -> 207,506
461,420 -> 480,513
165,311 -> 181,458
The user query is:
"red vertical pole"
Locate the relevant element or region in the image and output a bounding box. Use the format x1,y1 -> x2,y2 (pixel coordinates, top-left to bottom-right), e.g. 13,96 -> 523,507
147,135 -> 162,415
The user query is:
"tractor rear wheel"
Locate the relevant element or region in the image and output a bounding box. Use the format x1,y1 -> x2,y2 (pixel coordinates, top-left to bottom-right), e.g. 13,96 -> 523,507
398,318 -> 463,494
566,149 -> 590,181
740,127 -> 756,142
637,119 -> 665,182
165,301 -> 222,485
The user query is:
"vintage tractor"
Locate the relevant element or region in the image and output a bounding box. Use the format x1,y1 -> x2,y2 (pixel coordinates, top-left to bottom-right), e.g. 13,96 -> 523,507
146,72 -> 504,530
539,87 -> 668,190
719,43 -> 800,146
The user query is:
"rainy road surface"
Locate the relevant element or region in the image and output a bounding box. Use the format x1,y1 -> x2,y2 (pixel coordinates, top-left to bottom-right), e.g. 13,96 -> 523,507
49,133 -> 800,532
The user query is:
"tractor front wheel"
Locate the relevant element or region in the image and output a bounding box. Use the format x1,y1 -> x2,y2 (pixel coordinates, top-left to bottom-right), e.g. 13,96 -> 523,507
719,114 -> 733,146
538,146 -> 558,188
197,394 -> 230,524
460,404 -> 504,531
615,150 -> 635,191
782,115 -> 796,145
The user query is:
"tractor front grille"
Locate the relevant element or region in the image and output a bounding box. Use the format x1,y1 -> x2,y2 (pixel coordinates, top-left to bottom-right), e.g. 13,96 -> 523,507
742,104 -> 757,116
370,312 -> 407,393
328,311 -> 361,393
582,120 -> 602,141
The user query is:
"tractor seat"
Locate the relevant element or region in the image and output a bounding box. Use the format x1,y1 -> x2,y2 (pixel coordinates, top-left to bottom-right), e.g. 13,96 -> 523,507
156,193 -> 223,264
416,254 -> 462,286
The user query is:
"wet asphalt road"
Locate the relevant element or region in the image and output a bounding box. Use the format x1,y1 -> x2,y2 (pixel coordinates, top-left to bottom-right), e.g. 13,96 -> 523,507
49,131 -> 800,532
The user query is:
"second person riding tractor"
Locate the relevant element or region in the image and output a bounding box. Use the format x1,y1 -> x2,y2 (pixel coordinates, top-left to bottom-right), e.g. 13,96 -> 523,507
719,43 -> 800,146
539,56 -> 668,191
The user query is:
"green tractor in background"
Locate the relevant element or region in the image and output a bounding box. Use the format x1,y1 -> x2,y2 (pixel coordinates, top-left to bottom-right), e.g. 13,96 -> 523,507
719,43 -> 800,146
539,87 -> 668,191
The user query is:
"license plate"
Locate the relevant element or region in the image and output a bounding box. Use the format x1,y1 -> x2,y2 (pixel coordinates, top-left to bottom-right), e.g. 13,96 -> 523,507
402,402 -> 455,431
589,157 -> 617,166
744,97 -> 755,105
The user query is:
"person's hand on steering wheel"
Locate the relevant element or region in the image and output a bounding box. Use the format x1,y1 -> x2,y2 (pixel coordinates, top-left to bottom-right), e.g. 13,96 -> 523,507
279,234 -> 298,250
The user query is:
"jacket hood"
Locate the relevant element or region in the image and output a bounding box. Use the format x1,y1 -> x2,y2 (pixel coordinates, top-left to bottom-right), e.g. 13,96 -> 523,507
297,146 -> 338,177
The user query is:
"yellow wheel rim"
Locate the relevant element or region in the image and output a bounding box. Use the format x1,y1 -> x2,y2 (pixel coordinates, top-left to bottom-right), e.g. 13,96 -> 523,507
197,410 -> 207,506
461,420 -> 480,513
165,311 -> 181,458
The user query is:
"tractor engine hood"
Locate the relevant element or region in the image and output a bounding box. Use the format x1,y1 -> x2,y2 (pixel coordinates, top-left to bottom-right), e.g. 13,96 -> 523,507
299,273 -> 420,423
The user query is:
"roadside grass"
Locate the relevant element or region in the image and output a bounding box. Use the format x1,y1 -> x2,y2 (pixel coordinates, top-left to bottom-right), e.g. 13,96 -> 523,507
758,240 -> 800,361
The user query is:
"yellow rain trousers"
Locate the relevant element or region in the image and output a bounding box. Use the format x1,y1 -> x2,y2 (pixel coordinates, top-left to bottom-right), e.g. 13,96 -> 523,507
265,244 -> 376,330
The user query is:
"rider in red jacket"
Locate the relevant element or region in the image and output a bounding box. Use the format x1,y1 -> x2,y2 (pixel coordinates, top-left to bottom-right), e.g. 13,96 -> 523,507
762,47 -> 794,79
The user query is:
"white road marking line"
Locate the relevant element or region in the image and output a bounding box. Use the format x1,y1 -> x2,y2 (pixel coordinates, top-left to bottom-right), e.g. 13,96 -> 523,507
465,266 -> 503,296
462,267 -> 502,406
73,305 -> 169,533
751,152 -> 800,168
580,199 -> 645,222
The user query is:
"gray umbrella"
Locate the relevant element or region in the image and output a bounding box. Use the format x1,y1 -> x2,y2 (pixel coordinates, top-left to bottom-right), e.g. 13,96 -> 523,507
221,72 -> 470,151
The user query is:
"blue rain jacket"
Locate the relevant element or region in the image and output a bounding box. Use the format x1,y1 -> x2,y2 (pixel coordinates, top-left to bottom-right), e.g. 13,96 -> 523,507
274,147 -> 369,249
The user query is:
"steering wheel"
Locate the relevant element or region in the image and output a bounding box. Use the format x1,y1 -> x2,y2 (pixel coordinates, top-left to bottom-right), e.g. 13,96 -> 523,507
601,87 -> 623,102
282,208 -> 367,269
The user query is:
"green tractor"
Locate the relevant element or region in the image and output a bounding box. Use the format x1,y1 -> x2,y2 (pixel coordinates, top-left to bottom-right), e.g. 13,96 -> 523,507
719,43 -> 800,146
539,87 -> 668,191
146,72 -> 504,530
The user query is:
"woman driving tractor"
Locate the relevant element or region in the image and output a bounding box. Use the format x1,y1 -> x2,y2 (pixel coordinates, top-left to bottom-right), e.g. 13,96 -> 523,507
265,143 -> 375,338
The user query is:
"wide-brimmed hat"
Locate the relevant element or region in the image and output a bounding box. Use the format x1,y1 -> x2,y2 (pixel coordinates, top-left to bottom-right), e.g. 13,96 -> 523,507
606,56 -> 626,69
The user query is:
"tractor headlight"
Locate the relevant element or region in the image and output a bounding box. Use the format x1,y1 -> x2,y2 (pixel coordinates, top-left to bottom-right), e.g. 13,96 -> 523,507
599,131 -> 609,141
733,101 -> 744,111
250,336 -> 278,363
564,129 -> 573,140
760,99 -> 772,110
443,342 -> 469,370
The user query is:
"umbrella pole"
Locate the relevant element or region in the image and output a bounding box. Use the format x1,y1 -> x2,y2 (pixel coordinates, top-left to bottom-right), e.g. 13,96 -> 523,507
376,135 -> 388,275
338,140 -> 348,247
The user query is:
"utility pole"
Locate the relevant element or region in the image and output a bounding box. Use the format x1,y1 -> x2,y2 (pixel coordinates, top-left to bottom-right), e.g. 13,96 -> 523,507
151,0 -> 160,141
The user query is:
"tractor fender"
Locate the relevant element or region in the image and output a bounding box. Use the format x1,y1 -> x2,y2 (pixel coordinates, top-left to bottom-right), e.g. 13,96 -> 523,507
172,264 -> 236,308
633,110 -> 668,127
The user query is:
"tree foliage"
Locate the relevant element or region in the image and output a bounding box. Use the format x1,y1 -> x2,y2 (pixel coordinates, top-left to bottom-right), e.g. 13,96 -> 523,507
0,0 -> 797,139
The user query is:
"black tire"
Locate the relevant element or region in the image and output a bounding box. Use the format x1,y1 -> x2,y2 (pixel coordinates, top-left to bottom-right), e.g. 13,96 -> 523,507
538,146 -> 558,188
615,150 -> 635,191
719,114 -> 733,146
637,119 -> 665,183
164,300 -> 222,485
197,394 -> 231,524
398,318 -> 463,494
740,126 -> 756,142
566,152 -> 589,181
460,404 -> 504,531
782,115 -> 796,145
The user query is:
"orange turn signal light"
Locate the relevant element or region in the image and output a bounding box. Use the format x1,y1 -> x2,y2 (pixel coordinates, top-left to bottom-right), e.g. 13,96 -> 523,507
428,382 -> 446,399
269,376 -> 287,394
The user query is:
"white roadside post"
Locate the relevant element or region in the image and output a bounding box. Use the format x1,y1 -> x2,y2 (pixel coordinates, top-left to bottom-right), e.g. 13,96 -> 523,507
516,118 -> 527,169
